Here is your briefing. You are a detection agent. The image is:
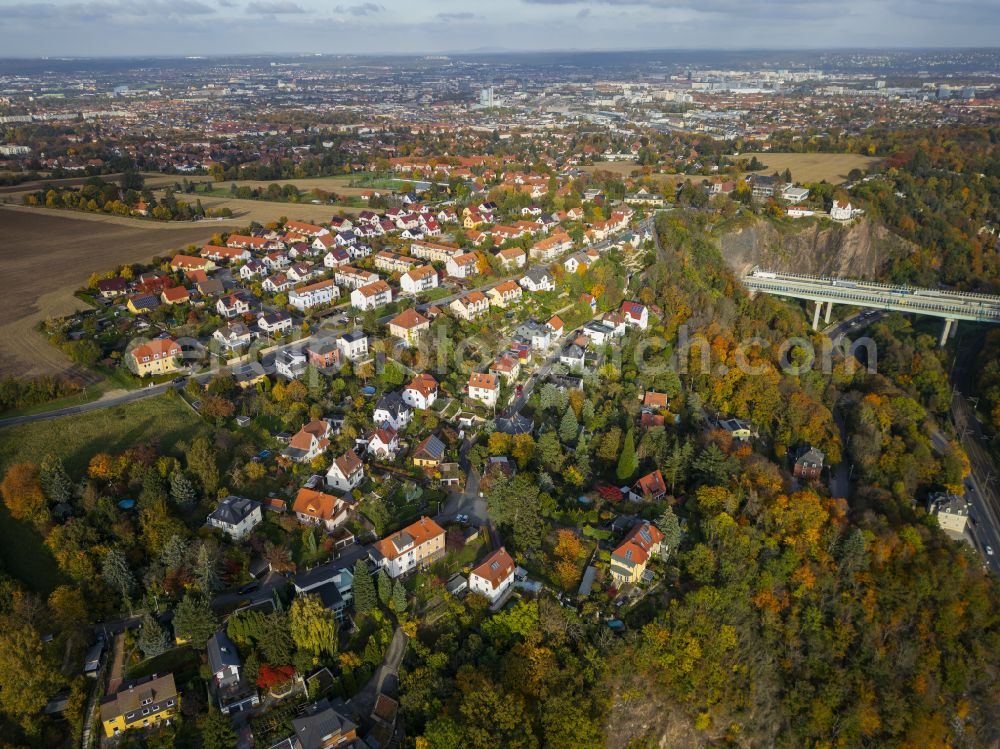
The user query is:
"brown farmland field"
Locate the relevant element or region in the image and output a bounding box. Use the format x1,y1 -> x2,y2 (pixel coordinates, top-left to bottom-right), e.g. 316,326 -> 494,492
743,152 -> 882,184
0,206 -> 219,379
174,194 -> 362,224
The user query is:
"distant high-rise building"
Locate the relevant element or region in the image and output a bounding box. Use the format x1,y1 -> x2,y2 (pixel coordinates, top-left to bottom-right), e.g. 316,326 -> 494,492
479,87 -> 495,107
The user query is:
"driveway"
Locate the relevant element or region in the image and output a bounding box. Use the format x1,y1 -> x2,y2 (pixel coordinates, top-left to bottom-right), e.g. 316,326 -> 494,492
347,626 -> 408,720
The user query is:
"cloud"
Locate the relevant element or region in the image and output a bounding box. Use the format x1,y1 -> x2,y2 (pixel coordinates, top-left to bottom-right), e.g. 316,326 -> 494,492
1,0 -> 214,20
334,2 -> 383,15
246,0 -> 304,13
577,7 -> 590,17
438,11 -> 479,20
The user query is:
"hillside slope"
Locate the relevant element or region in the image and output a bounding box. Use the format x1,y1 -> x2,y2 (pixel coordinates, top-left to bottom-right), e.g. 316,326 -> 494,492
716,217 -> 916,279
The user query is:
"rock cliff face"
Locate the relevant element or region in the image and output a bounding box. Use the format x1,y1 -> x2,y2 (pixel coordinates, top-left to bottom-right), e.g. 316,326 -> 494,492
717,217 -> 915,279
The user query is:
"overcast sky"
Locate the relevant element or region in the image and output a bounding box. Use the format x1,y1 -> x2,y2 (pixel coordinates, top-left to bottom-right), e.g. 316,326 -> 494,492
1,0 -> 997,57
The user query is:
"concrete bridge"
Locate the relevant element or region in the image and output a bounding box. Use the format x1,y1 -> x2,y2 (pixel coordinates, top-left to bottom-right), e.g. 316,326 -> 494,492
742,269 -> 1000,346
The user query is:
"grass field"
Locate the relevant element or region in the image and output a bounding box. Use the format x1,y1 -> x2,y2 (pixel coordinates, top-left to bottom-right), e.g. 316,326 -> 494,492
0,206 -> 224,379
746,152 -> 882,184
0,171 -> 182,201
0,392 -> 204,475
151,191 -> 361,224
0,393 -> 203,595
580,161 -> 643,178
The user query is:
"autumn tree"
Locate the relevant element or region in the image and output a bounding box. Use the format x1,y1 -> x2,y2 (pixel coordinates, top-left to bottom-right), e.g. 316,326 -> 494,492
1,462 -> 48,526
0,619 -> 63,733
187,435 -> 219,496
290,595 -> 338,659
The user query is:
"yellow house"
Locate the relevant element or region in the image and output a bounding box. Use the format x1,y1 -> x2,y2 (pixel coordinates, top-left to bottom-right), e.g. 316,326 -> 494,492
463,214 -> 483,229
127,295 -> 160,315
130,338 -> 182,377
101,673 -> 179,738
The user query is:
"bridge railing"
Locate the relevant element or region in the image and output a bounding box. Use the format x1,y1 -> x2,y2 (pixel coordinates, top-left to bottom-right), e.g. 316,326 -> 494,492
746,271 -> 1000,306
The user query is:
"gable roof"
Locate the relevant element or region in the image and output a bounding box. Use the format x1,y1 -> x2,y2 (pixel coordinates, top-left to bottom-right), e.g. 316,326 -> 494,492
612,522 -> 665,567
372,516 -> 445,561
470,547 -> 515,590
389,308 -> 430,330
293,488 -> 342,522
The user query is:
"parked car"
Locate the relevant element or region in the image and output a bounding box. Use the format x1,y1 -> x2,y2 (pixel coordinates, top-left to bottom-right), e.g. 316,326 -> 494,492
237,582 -> 260,595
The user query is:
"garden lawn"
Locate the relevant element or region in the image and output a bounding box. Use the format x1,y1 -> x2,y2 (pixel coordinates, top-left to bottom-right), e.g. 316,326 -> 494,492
0,392 -> 204,475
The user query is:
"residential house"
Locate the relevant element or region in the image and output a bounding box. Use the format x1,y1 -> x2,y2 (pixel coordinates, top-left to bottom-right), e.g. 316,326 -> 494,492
490,354 -> 520,382
446,252 -> 479,279
293,487 -> 349,531
486,280 -> 523,308
496,246 -> 527,269
201,245 -> 250,263
370,516 -> 446,578
323,248 -> 351,268
781,185 -> 810,204
402,373 -> 438,410
207,495 -> 262,539
207,631 -> 259,716
520,266 -> 555,293
171,254 -> 215,273
793,446 -> 825,480
100,673 -> 179,738
217,294 -> 250,319
351,280 -> 393,311
831,199 -> 861,221
284,220 -> 328,238
213,322 -> 253,351
161,286 -> 190,305
411,434 -> 446,467
283,420 -> 333,463
289,279 -> 340,311
468,372 -> 499,408
400,265 -> 439,294
130,338 -> 182,377
268,698 -> 357,749
336,330 -> 368,361
257,310 -> 293,338
387,308 -> 430,346
293,567 -> 354,620
374,251 -> 420,275
410,240 -> 461,263
620,300 -> 649,329
559,344 -> 587,370
450,291 -> 490,321
307,338 -> 341,370
609,522 -> 665,584
326,450 -> 364,493
515,320 -> 553,350
127,294 -> 161,315
928,492 -> 971,539
719,417 -> 756,441
468,547 -> 516,606
529,232 -> 573,262
631,470 -> 667,501
96,277 -> 128,298
287,262 -> 319,284
334,266 -> 378,290
263,273 -> 294,294
581,320 -> 616,346
366,425 -> 400,459
373,391 -> 412,431
275,349 -> 308,380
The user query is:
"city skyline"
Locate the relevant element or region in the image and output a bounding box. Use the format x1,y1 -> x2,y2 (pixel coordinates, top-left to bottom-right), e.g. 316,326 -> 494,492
1,0 -> 998,57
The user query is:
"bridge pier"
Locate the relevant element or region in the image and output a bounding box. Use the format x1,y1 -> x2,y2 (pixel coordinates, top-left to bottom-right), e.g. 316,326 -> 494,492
812,302 -> 822,330
824,301 -> 833,324
939,318 -> 955,347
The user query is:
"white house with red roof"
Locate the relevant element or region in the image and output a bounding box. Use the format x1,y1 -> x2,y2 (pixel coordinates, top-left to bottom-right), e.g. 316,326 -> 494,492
619,300 -> 649,330
469,547 -> 516,605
